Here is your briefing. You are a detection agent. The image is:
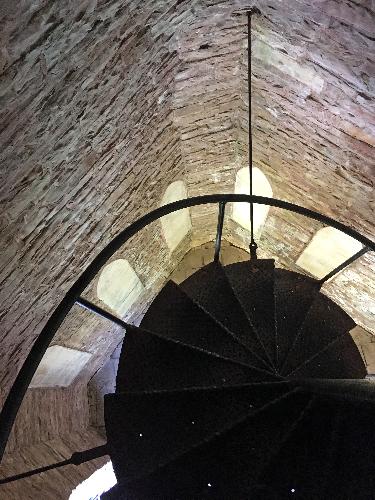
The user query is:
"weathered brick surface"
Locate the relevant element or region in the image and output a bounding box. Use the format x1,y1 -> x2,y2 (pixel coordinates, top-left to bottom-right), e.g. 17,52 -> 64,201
0,0 -> 374,497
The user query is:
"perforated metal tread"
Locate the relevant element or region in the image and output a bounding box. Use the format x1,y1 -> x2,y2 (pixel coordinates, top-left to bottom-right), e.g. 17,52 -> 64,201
140,280 -> 271,372
224,260 -> 277,368
289,334 -> 366,380
325,399 -> 375,499
180,261 -> 272,371
274,268 -> 320,370
257,395 -> 337,499
116,324 -> 279,393
105,382 -> 291,483
109,390 -> 311,499
104,260 -> 369,498
281,292 -> 356,375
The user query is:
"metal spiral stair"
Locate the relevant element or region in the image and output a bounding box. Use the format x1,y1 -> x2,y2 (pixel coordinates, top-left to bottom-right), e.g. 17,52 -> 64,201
102,258 -> 372,499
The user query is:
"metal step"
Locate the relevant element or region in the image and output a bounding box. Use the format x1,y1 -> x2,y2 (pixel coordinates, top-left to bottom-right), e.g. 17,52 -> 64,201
115,325 -> 279,393
105,382 -> 291,483
282,293 -> 356,376
141,280 -> 272,371
257,396 -> 336,499
224,260 -> 277,368
180,261 -> 273,371
114,390 -> 311,499
289,334 -> 366,379
274,268 -> 320,370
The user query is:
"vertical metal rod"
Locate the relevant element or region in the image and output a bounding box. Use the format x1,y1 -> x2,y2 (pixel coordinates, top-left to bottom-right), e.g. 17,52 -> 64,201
248,12 -> 254,243
247,9 -> 260,259
214,202 -> 226,262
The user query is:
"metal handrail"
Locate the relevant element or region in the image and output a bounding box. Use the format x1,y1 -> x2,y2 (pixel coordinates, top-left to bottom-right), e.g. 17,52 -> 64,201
0,193 -> 374,461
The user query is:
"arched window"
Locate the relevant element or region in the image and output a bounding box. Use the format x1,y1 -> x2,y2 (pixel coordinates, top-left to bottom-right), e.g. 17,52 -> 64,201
30,346 -> 92,388
296,227 -> 363,279
70,461 -> 117,499
160,180 -> 192,251
231,167 -> 273,234
97,259 -> 144,317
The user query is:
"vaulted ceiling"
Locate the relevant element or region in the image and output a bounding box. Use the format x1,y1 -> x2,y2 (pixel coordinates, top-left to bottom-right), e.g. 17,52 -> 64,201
0,0 -> 374,497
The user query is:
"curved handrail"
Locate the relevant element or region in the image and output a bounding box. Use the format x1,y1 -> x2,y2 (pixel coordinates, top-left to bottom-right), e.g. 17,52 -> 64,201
0,194 -> 374,460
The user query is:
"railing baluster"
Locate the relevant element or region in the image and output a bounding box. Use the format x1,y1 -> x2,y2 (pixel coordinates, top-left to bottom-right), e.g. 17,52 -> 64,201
76,297 -> 129,330
319,247 -> 369,285
0,445 -> 108,485
214,202 -> 226,263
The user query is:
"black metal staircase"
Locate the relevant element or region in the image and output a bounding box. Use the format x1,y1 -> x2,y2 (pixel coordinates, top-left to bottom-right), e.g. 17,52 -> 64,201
0,195 -> 373,498
102,258 -> 370,499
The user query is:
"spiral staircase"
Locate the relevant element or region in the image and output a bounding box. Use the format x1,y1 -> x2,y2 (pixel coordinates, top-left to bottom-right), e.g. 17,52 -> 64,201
0,10 -> 374,497
100,257 -> 375,499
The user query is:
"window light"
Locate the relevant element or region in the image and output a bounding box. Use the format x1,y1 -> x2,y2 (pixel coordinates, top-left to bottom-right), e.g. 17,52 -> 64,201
231,167 -> 273,234
296,226 -> 363,279
160,180 -> 192,251
97,259 -> 144,316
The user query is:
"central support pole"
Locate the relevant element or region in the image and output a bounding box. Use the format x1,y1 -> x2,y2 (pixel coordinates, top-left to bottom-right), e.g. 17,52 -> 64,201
247,8 -> 260,259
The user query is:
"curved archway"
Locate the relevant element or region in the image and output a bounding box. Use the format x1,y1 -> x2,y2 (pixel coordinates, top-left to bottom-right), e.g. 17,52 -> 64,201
231,167 -> 273,234
160,180 -> 192,251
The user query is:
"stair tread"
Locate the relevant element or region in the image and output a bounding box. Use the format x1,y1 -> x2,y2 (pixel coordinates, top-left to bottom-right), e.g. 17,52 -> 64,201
140,280 -> 271,371
294,378 -> 375,403
116,325 -> 278,393
121,390 -> 311,498
326,400 -> 375,498
274,269 -> 320,369
224,260 -> 277,368
105,383 -> 292,482
258,396 -> 337,499
289,333 -> 366,379
282,293 -> 356,375
180,262 -> 272,371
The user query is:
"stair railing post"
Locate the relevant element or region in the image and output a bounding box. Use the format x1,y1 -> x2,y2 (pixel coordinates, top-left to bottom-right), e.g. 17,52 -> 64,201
247,8 -> 261,259
214,201 -> 226,263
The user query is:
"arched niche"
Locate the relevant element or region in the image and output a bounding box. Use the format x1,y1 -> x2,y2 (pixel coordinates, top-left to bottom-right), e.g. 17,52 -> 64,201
160,180 -> 192,251
296,226 -> 363,279
97,259 -> 144,317
231,167 -> 273,234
